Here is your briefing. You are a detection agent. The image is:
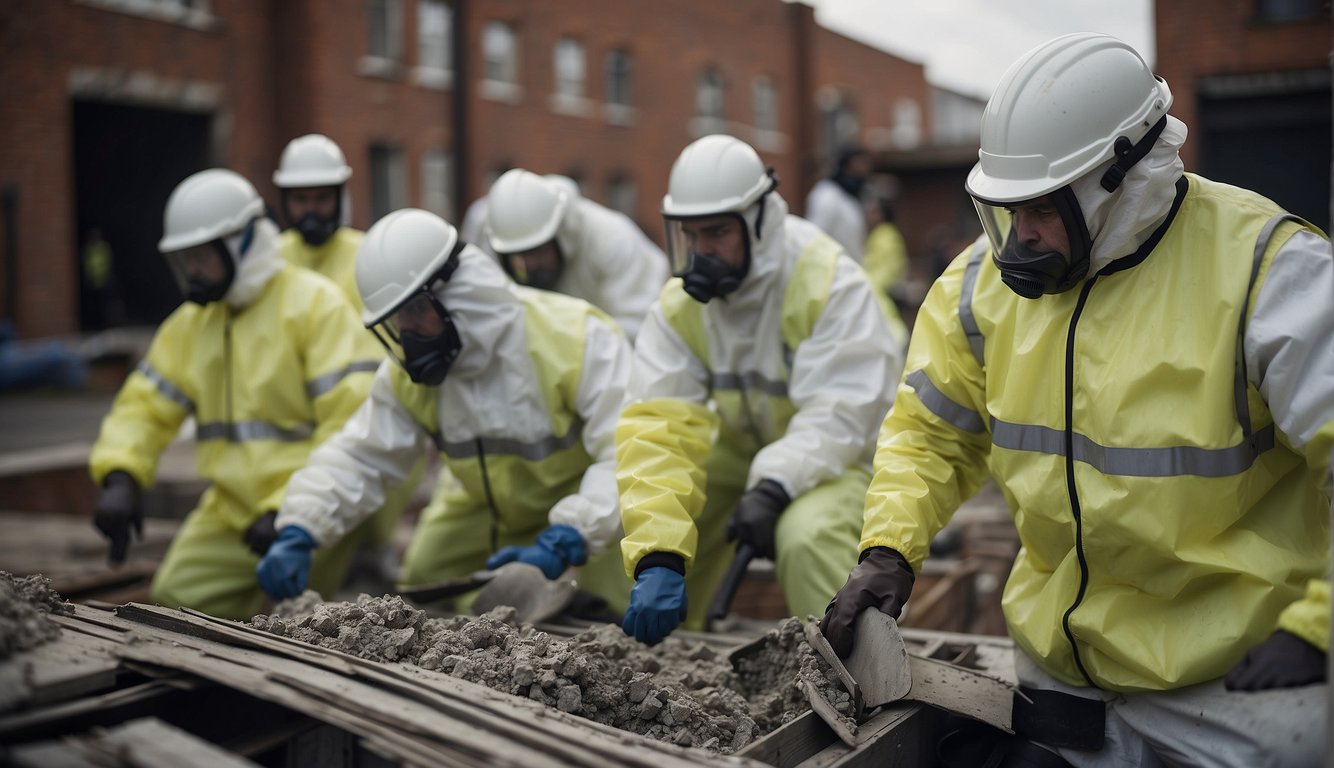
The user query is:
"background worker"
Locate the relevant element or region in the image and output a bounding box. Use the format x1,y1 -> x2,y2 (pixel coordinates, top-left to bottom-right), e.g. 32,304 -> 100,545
270,133 -> 417,583
615,134 -> 906,646
820,33 -> 1331,767
862,197 -> 910,304
89,169 -> 377,619
485,168 -> 668,342
804,144 -> 872,263
256,208 -> 634,615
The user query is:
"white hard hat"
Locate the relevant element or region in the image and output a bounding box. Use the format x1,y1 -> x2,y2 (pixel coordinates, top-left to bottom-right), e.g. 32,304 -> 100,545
965,33 -> 1172,204
273,134 -> 353,188
356,208 -> 461,326
485,169 -> 568,254
662,134 -> 774,217
158,169 -> 265,252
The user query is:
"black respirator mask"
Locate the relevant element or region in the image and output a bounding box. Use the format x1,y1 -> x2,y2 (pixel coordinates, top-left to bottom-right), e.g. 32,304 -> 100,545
372,241 -> 465,387
990,189 -> 1092,300
283,190 -> 341,247
170,221 -> 250,306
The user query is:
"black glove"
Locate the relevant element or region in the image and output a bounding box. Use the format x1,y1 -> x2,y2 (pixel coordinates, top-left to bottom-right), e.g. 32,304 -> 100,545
1224,630 -> 1328,691
725,478 -> 791,560
93,470 -> 141,565
243,510 -> 279,557
819,546 -> 915,658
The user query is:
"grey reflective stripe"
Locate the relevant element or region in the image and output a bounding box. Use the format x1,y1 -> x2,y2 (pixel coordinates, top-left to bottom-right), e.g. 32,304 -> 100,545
958,239 -> 988,367
440,418 -> 585,462
1234,213 -> 1305,439
712,370 -> 789,398
991,419 -> 1276,478
906,369 -> 986,434
136,360 -> 194,412
196,420 -> 315,443
305,360 -> 380,399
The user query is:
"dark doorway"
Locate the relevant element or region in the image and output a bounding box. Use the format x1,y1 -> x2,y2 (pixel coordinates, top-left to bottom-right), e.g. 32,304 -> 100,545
1197,72 -> 1331,232
72,100 -> 211,329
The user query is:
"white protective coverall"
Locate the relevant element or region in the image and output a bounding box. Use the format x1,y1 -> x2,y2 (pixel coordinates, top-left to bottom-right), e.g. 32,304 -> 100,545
618,189 -> 906,627
804,177 -> 867,264
277,245 -> 634,609
537,192 -> 669,342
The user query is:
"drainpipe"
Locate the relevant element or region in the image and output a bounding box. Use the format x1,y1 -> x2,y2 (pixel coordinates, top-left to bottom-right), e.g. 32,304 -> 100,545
451,0 -> 468,222
790,3 -> 814,209
2,182 -> 16,325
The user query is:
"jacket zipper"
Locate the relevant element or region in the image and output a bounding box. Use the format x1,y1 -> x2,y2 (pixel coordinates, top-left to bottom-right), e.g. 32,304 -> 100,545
476,437 -> 499,553
1061,277 -> 1097,687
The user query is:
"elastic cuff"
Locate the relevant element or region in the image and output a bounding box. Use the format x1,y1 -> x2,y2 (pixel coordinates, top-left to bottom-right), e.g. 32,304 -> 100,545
635,552 -> 686,578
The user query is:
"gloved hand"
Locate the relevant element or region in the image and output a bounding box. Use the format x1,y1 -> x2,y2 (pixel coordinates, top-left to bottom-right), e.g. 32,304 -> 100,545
242,510 -> 279,557
93,470 -> 142,565
725,478 -> 791,560
485,523 -> 588,580
622,565 -> 688,646
819,546 -> 916,658
255,525 -> 318,601
1224,629 -> 1328,691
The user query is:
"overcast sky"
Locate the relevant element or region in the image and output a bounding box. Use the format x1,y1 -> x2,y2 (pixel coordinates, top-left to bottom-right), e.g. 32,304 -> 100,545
808,0 -> 1156,100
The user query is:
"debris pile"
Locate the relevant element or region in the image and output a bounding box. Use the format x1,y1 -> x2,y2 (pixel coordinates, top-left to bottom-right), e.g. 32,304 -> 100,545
253,592 -> 850,753
0,572 -> 74,658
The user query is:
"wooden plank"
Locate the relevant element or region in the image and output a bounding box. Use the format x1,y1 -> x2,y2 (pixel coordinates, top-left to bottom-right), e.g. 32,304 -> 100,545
88,716 -> 261,768
137,605 -> 767,768
0,627 -> 121,712
802,703 -> 937,768
737,711 -> 836,768
0,680 -> 190,742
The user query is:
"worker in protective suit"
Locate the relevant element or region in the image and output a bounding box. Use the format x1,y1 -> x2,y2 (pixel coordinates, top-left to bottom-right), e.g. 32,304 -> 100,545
257,208 -> 634,615
616,134 -> 907,646
271,134 -> 417,585
89,169 -> 377,620
274,134 -> 364,306
820,34 -> 1331,767
804,144 -> 872,264
485,168 -> 668,342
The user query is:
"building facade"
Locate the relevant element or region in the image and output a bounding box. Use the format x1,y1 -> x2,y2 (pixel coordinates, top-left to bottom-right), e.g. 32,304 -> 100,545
0,0 -> 936,337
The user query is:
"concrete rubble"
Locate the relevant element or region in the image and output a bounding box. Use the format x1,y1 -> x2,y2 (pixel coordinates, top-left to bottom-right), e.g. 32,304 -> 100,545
0,571 -> 74,658
252,592 -> 853,753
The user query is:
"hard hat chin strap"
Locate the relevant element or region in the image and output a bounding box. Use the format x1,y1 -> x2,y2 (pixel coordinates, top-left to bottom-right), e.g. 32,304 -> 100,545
1100,117 -> 1168,193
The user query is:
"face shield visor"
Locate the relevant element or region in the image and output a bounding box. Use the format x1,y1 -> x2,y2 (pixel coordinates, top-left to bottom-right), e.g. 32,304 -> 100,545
497,240 -> 564,291
664,212 -> 752,304
163,229 -> 245,306
367,252 -> 463,386
971,187 -> 1092,300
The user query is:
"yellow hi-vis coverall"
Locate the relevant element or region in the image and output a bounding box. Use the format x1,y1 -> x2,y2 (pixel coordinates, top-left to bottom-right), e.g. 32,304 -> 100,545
617,193 -> 906,628
279,226 -> 420,548
277,247 -> 634,612
90,253 -> 378,619
864,173 -> 1332,692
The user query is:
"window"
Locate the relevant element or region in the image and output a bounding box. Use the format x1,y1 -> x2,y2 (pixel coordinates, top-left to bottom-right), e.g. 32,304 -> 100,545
415,0 -> 453,87
554,38 -> 585,99
369,144 -> 407,222
74,0 -> 214,29
421,150 -> 453,219
752,76 -> 777,132
1256,0 -> 1322,21
696,68 -> 724,121
483,21 -> 518,84
605,49 -> 632,107
481,20 -> 522,102
606,173 -> 637,218
368,0 -> 403,63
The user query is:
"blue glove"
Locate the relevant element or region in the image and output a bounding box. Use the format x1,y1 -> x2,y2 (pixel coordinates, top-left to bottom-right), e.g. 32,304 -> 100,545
622,566 -> 688,646
486,523 -> 587,580
256,525 -> 317,600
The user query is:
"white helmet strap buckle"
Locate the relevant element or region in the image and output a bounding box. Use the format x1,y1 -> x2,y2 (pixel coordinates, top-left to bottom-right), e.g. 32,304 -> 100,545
1100,117 -> 1168,193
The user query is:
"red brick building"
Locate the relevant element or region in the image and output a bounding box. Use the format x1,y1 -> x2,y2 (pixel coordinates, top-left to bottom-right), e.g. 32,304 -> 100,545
0,0 -> 936,337
1154,0 -> 1330,230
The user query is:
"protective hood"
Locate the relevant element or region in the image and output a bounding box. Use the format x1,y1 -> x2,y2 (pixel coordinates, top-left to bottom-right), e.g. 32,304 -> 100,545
428,243 -> 524,379
1071,115 -> 1188,274
721,189 -> 790,308
224,217 -> 284,310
